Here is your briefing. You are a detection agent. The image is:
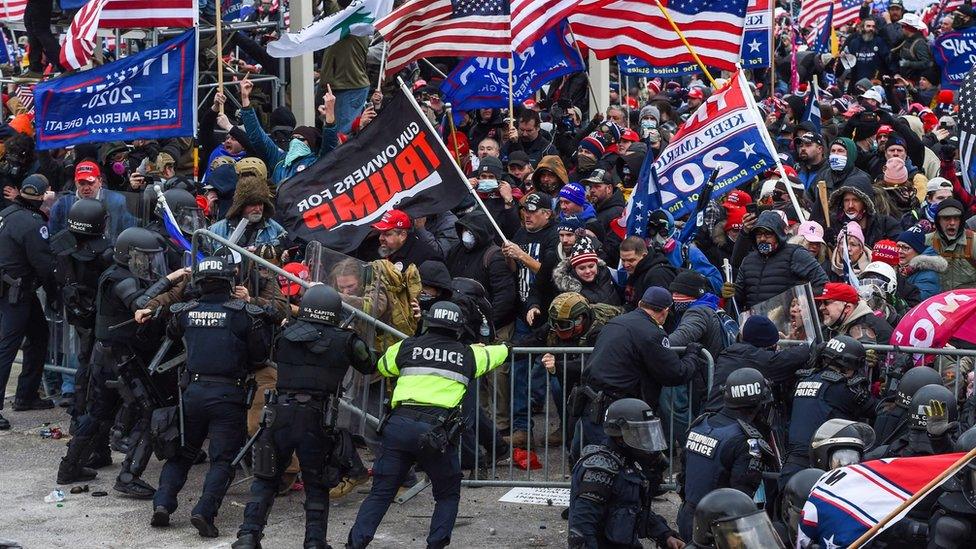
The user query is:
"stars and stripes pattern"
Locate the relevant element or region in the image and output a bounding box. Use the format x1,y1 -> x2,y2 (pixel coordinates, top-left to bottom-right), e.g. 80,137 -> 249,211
0,0 -> 26,22
376,0 -> 512,77
957,66 -> 976,193
568,0 -> 749,72
798,0 -> 860,32
15,83 -> 34,113
510,0 -> 612,53
60,0 -> 196,70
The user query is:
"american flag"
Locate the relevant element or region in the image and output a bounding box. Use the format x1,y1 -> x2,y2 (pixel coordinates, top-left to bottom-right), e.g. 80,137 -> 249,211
510,0 -> 613,53
0,0 -> 25,22
15,83 -> 34,113
60,0 -> 196,70
568,0 -> 749,72
798,0 -> 861,31
957,66 -> 976,193
376,0 -> 511,77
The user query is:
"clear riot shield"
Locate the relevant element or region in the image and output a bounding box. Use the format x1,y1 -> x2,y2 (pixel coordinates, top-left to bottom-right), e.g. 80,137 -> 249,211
738,284 -> 823,345
305,241 -> 388,437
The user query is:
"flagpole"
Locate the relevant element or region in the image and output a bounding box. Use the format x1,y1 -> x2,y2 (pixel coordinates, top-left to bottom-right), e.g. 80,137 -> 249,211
444,102 -> 463,164
420,58 -> 448,79
215,0 -> 225,115
397,77 -> 509,244
652,0 -> 718,89
849,448 -> 976,549
508,53 -> 515,131
377,41 -> 388,90
567,22 -> 603,115
769,1 -> 776,96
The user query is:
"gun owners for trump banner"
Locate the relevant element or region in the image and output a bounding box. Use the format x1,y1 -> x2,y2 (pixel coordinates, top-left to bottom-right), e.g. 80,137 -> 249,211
276,85 -> 470,253
34,29 -> 196,151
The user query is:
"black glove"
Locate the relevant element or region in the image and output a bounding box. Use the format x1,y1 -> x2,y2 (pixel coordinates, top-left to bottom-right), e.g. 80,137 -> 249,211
683,341 -> 703,358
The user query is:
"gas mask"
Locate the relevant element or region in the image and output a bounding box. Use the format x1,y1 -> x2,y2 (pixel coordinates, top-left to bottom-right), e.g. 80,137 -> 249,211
111,161 -> 127,176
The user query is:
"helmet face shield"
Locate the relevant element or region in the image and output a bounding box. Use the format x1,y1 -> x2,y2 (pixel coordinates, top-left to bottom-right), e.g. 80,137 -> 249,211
712,511 -> 785,549
620,417 -> 667,453
129,248 -> 167,281
174,205 -> 206,235
829,448 -> 861,470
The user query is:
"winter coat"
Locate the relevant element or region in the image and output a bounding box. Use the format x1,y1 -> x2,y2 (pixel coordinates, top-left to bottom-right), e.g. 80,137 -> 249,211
926,229 -> 976,290
241,107 -> 338,186
622,250 -> 679,310
668,243 -> 723,295
530,155 -> 570,193
735,210 -> 828,309
844,33 -> 890,82
903,249 -> 947,300
593,190 -> 626,234
822,177 -> 902,247
414,211 -> 460,261
208,174 -> 287,248
445,210 -> 518,327
705,342 -> 811,412
503,134 -> 557,166
668,294 -> 726,361
832,300 -> 894,343
468,109 -> 508,150
551,258 -> 622,307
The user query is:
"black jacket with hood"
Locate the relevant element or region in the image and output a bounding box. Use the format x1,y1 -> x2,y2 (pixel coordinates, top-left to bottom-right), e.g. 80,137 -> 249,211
445,210 -> 518,327
735,210 -> 829,309
822,177 -> 902,247
623,249 -> 679,310
593,189 -> 626,235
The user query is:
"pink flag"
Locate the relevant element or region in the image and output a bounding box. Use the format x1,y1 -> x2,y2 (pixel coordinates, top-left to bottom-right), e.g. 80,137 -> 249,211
891,289 -> 976,354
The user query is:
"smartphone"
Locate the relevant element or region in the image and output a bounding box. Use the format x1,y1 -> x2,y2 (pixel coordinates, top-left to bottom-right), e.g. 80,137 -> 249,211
746,203 -> 758,215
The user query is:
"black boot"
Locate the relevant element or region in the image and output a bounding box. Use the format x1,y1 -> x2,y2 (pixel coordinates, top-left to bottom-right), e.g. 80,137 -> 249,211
84,449 -> 112,469
114,425 -> 155,498
0,412 -> 9,430
113,475 -> 155,499
57,435 -> 98,485
191,514 -> 219,538
150,506 -> 170,527
232,533 -> 263,549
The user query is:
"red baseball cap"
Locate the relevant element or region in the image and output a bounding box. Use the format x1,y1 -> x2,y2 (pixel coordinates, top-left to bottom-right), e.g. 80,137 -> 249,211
621,128 -> 640,142
723,189 -> 753,208
75,160 -> 101,182
813,282 -> 860,305
372,209 -> 412,231
278,262 -> 310,296
877,125 -> 893,136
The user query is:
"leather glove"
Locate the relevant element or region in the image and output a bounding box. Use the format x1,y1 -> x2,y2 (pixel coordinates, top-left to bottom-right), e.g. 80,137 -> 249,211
721,282 -> 736,299
683,341 -> 703,358
926,399 -> 956,436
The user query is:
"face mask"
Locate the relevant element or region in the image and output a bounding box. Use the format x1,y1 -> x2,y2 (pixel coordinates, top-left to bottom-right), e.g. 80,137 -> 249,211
926,201 -> 940,220
577,155 -> 597,172
476,179 -> 498,192
111,161 -> 127,176
845,210 -> 864,221
672,301 -> 692,316
284,138 -> 312,167
641,119 -> 656,130
869,140 -> 879,152
461,230 -> 477,249
757,242 -> 775,255
829,154 -> 847,171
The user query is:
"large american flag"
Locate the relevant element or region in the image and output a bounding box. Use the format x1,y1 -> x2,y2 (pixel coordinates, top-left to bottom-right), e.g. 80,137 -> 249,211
568,0 -> 749,72
510,0 -> 613,53
60,0 -> 196,70
376,0 -> 512,77
0,0 -> 25,22
957,66 -> 976,193
798,0 -> 861,31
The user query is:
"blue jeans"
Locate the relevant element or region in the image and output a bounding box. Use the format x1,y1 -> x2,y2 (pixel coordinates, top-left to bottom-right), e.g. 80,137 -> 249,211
511,320 -> 551,432
333,87 -> 369,135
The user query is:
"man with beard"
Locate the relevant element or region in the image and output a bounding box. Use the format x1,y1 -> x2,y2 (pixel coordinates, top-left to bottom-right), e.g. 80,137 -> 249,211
795,131 -> 831,193
926,199 -> 976,290
371,209 -> 439,273
844,18 -> 890,89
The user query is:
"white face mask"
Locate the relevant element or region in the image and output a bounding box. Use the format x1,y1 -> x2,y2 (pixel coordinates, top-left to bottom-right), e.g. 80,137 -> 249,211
829,153 -> 848,172
461,230 -> 477,249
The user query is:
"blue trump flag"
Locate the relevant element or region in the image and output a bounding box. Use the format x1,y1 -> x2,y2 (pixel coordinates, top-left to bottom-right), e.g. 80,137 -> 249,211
440,22 -> 583,111
618,54 -> 701,78
934,28 -> 976,91
740,0 -> 773,69
35,29 -> 196,151
811,3 -> 834,54
803,84 -> 822,132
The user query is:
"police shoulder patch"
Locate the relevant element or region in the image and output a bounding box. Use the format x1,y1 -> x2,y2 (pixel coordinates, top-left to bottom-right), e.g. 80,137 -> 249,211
580,446 -> 622,474
222,299 -> 246,311
821,369 -> 845,383
661,336 -> 670,348
169,300 -> 198,314
244,303 -> 266,316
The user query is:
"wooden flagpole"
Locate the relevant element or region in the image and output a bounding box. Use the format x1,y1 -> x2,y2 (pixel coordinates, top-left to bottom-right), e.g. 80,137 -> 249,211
653,0 -> 718,89
215,0 -> 225,114
444,102 -> 463,165
769,1 -> 776,96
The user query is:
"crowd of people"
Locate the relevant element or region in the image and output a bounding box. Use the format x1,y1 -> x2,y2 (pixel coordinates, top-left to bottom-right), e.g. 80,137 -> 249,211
3,0 -> 976,547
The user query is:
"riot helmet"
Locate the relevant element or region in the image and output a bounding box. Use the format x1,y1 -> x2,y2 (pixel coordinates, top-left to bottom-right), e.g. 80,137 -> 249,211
782,469 -> 826,545
113,227 -> 167,281
67,198 -> 108,236
424,301 -> 465,336
603,398 -> 667,453
722,367 -> 772,410
954,427 -> 976,507
159,189 -> 205,235
895,366 -> 943,409
908,384 -> 957,430
693,488 -> 785,548
192,255 -> 235,291
820,335 -> 865,373
451,277 -> 493,341
548,292 -> 592,340
809,419 -> 875,470
298,284 -> 342,325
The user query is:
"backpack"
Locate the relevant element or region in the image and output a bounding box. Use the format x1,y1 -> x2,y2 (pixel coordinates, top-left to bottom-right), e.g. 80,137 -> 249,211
363,259 -> 422,354
715,308 -> 740,349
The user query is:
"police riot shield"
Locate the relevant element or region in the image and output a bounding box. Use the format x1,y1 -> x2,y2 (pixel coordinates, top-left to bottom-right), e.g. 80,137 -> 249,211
304,241 -> 389,437
738,284 -> 823,345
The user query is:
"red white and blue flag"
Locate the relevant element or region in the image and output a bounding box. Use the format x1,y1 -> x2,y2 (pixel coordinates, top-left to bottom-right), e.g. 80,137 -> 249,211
798,0 -> 861,31
798,453 -> 966,549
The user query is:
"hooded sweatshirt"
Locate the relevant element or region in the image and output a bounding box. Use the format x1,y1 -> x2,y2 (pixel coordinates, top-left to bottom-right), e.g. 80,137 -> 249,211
445,210 -> 518,327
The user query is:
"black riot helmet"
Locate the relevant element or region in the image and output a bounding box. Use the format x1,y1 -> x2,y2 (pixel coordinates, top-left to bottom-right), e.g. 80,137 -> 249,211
603,398 -> 667,453
955,427 -> 976,507
113,227 -> 167,280
159,188 -> 205,235
895,366 -> 943,409
693,488 -> 785,548
67,198 -> 107,236
809,419 -> 875,470
424,301 -> 465,335
820,335 -> 866,372
782,468 -> 826,545
192,255 -> 236,286
298,284 -> 342,325
451,277 -> 493,340
909,384 -> 957,430
722,367 -> 772,410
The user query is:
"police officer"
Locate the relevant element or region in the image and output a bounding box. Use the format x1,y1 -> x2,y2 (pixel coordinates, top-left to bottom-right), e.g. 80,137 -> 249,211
873,384 -> 960,459
568,398 -> 683,549
144,187 -> 205,269
0,175 -> 57,430
151,255 -> 270,538
779,468 -> 825,547
677,367 -> 777,541
50,199 -> 114,432
346,301 -> 509,549
687,488 -> 785,549
232,284 -> 374,549
577,286 -> 703,448
781,336 -> 875,489
927,427 -> 976,549
873,366 -> 943,447
809,419 -> 875,470
56,227 -> 183,491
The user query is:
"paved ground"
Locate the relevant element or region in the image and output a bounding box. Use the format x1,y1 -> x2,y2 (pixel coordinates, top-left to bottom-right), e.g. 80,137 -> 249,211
1,376 -> 680,548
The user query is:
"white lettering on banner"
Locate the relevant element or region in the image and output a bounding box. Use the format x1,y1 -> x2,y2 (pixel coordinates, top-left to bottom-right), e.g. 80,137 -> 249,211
72,52 -> 171,96
499,487 -> 570,507
940,37 -> 976,57
795,381 -> 823,398
410,347 -> 464,366
892,292 -> 973,348
686,431 -> 718,458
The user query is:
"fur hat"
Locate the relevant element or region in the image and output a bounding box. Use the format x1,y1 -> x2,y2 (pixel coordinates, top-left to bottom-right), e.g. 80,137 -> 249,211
225,174 -> 274,221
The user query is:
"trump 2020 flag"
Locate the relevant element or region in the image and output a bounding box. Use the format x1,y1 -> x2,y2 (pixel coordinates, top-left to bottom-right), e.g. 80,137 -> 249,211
35,29 -> 196,151
276,84 -> 470,253
440,21 -> 584,112
798,453 -> 965,548
644,69 -> 777,220
740,0 -> 773,68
